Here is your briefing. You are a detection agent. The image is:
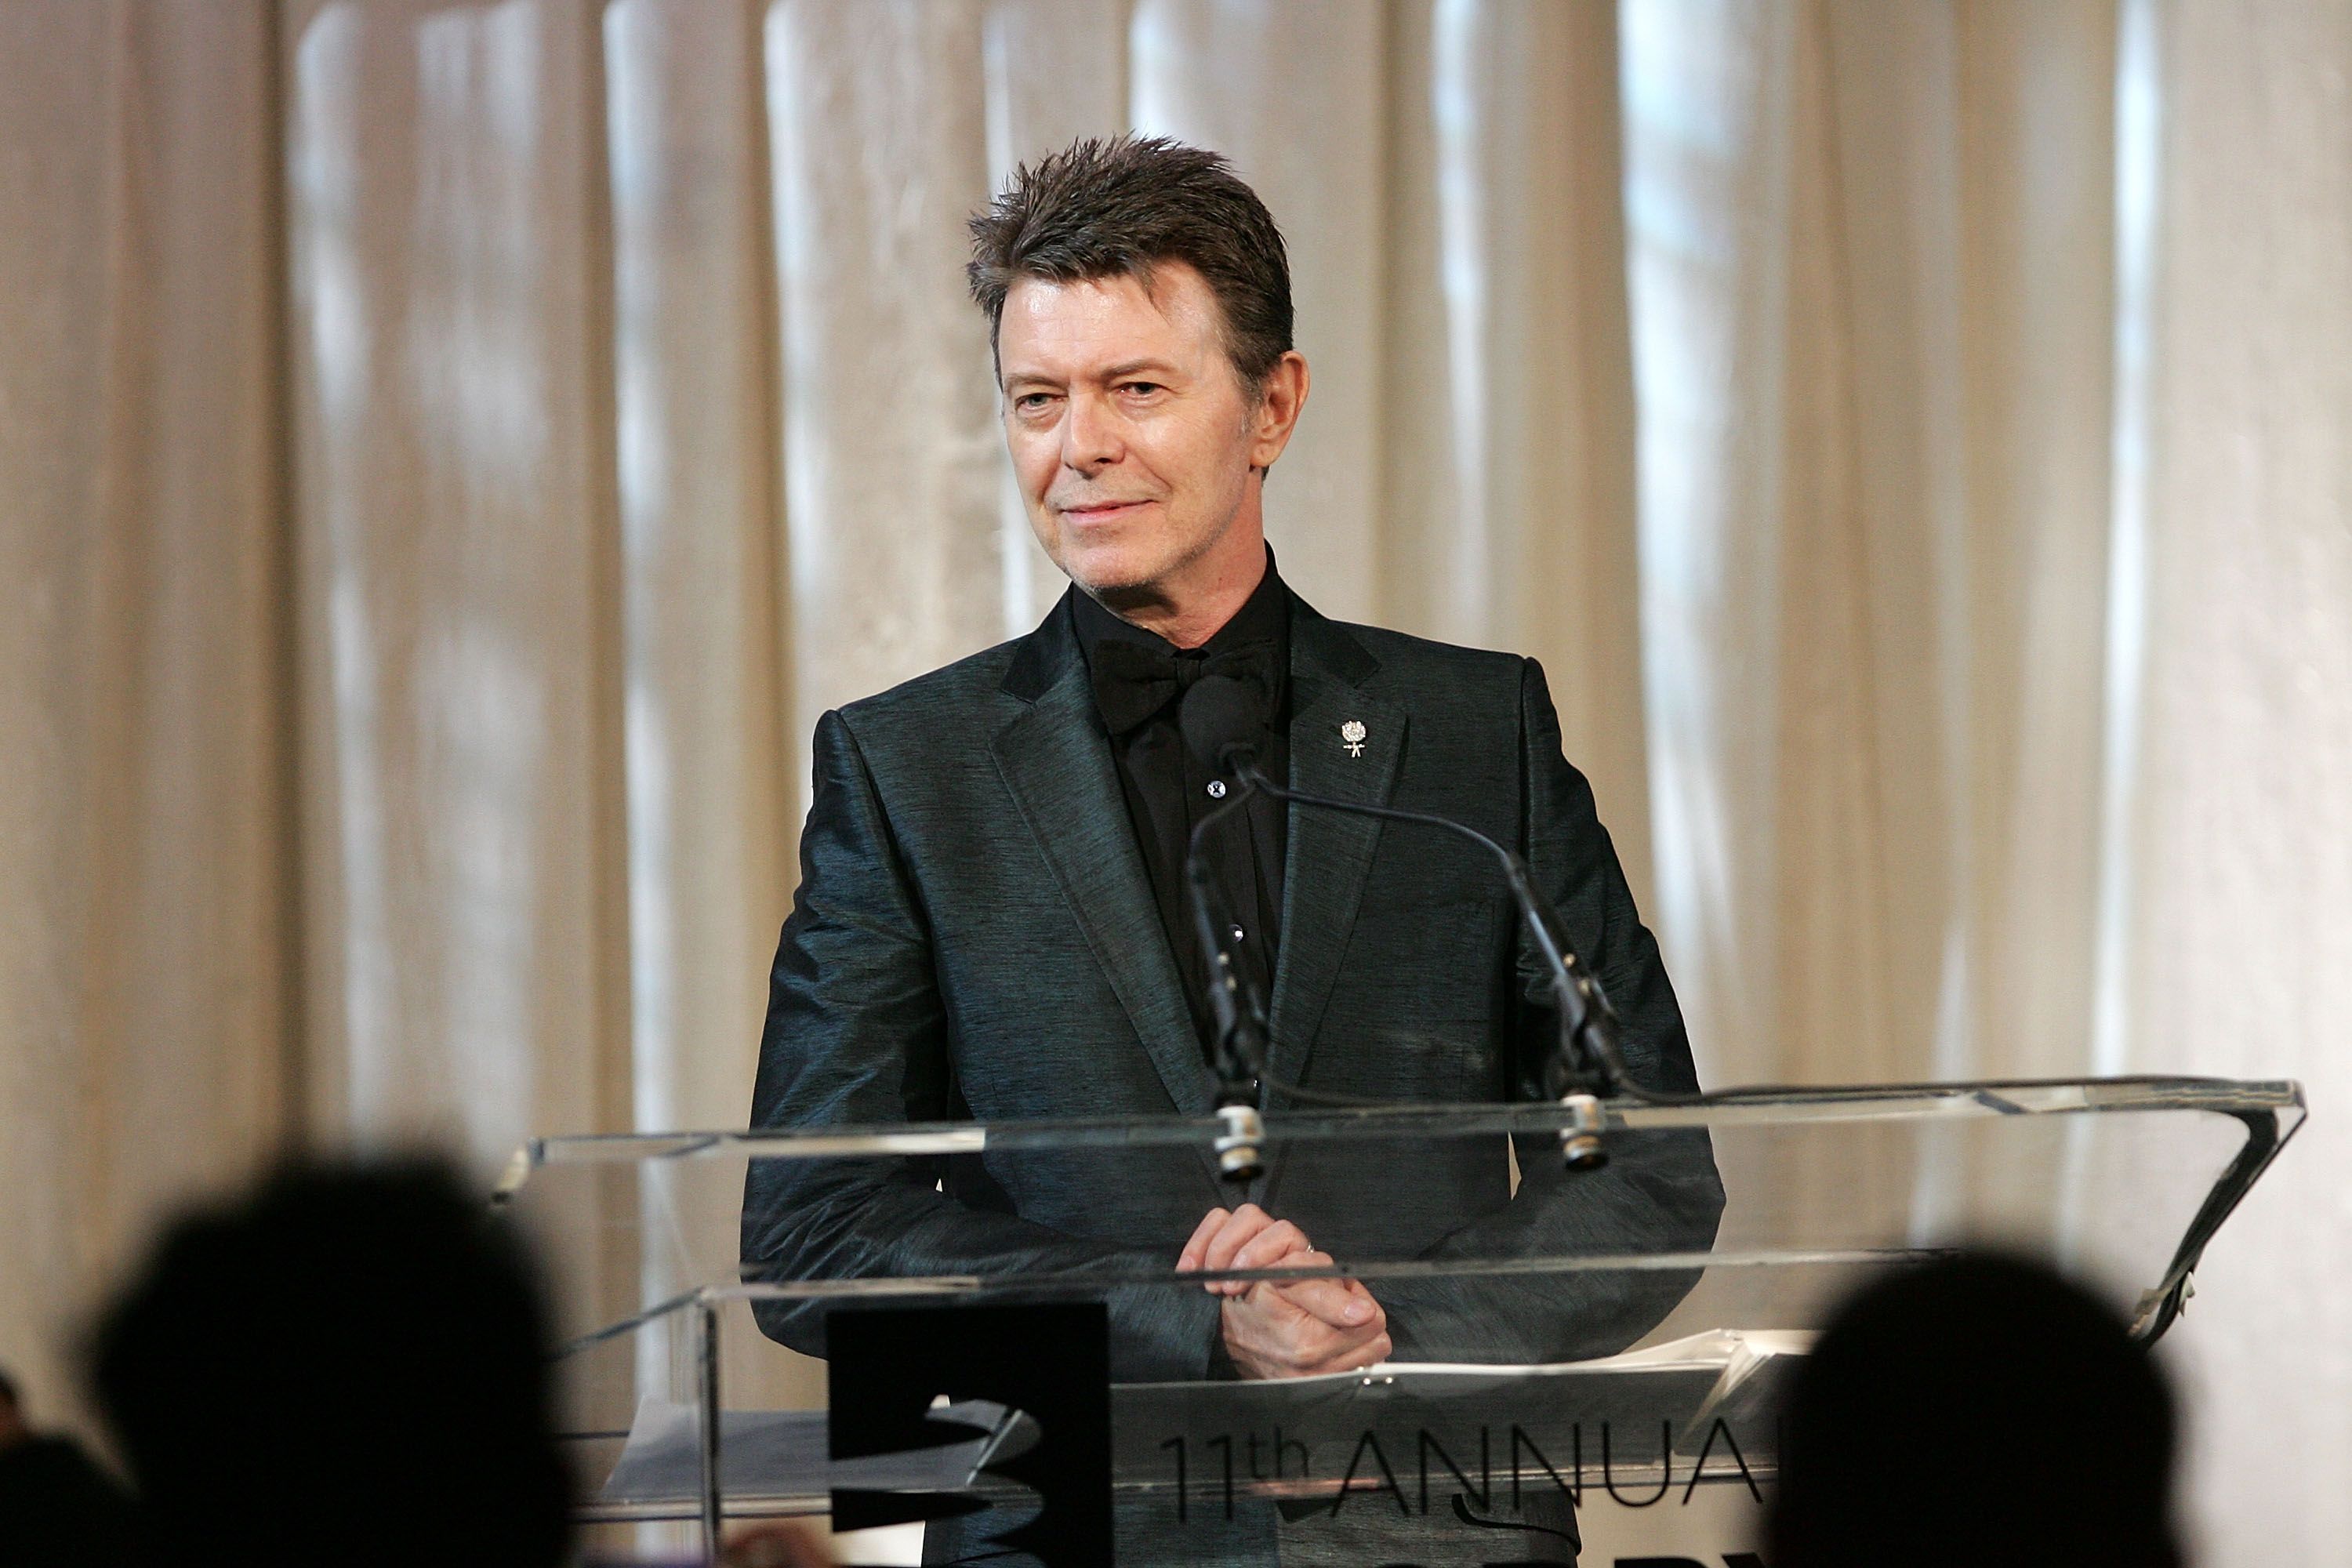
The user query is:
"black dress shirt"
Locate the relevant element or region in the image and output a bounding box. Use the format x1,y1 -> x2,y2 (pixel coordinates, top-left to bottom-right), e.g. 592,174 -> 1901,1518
1071,555 -> 1291,1045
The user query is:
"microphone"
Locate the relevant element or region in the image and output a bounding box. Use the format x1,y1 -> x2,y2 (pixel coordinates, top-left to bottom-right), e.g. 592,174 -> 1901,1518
1181,676 -> 1622,1172
1178,672 -> 1267,779
1176,677 -> 1279,1182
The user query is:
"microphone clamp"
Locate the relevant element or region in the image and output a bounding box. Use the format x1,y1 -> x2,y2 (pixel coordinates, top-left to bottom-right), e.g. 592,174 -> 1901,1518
1559,1092 -> 1606,1172
1213,1102 -> 1267,1182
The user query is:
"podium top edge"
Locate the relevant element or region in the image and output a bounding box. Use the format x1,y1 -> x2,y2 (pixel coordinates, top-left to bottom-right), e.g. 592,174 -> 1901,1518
510,1075 -> 2305,1171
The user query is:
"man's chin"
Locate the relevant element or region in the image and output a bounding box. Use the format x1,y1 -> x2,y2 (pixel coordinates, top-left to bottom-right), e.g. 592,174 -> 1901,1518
1054,540 -> 1172,602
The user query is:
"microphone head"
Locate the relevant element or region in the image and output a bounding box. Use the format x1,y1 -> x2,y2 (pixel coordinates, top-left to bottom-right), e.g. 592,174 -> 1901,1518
1180,674 -> 1262,774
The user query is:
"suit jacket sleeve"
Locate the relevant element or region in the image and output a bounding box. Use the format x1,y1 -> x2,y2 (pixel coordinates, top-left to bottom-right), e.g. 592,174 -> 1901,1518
1376,659 -> 1726,1363
741,710 -> 1221,1381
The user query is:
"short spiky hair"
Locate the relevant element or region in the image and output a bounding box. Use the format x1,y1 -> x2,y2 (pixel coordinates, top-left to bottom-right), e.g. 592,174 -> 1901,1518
967,135 -> 1293,388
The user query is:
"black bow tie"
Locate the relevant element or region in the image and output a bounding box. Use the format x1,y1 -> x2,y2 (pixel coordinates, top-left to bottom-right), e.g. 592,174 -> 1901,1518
1089,637 -> 1279,739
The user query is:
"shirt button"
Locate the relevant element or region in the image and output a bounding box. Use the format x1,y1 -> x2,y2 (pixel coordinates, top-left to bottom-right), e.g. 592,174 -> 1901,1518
1230,925 -> 1246,943
1206,779 -> 1227,799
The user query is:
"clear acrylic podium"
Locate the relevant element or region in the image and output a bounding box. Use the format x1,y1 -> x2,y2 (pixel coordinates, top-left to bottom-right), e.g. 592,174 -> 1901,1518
498,1076 -> 2300,1563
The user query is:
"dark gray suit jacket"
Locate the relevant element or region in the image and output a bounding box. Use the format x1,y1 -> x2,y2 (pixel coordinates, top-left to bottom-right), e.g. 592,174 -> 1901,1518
743,590 -> 1722,1385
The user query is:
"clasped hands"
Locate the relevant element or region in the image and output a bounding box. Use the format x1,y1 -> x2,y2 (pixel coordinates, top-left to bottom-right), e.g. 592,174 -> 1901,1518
1176,1203 -> 1391,1379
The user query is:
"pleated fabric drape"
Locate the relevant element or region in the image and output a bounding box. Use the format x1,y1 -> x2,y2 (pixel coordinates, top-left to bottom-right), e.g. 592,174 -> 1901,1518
1623,0 -> 2125,1094
1,0 -> 294,1437
4,3 -> 2349,1559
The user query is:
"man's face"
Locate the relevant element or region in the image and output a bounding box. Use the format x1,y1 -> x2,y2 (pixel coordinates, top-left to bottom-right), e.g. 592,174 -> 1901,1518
996,262 -> 1293,606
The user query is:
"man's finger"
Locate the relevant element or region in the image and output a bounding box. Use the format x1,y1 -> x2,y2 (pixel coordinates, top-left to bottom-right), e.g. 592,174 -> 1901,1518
1238,1260 -> 1374,1334
1199,1205 -> 1279,1292
1176,1208 -> 1229,1276
1261,1251 -> 1378,1330
1226,1221 -> 1309,1276
1272,1277 -> 1368,1330
1215,1215 -> 1307,1298
1228,1230 -> 1374,1327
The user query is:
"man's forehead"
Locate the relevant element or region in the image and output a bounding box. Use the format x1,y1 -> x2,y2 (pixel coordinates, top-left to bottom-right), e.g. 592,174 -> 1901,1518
997,265 -> 1219,377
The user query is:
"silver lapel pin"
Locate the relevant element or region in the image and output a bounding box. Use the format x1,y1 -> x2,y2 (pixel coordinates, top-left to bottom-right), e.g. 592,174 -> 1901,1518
1341,719 -> 1367,757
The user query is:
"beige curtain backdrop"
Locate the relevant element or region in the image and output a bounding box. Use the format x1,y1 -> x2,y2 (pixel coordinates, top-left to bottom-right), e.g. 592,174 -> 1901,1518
3,1 -> 2347,1559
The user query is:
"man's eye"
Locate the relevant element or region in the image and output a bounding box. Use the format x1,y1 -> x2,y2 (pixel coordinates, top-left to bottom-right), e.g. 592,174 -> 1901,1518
1120,382 -> 1164,397
1013,393 -> 1057,412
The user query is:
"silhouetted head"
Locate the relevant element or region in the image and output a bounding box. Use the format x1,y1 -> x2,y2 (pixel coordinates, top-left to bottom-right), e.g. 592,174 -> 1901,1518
1770,1251 -> 2180,1568
0,1364 -> 24,1450
90,1155 -> 571,1568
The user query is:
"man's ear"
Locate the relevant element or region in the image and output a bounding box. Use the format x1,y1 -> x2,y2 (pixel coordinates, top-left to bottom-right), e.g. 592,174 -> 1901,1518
1248,350 -> 1310,471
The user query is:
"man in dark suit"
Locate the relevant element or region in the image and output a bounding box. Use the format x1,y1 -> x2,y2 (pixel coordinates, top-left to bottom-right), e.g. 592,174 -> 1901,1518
744,136 -> 1720,1561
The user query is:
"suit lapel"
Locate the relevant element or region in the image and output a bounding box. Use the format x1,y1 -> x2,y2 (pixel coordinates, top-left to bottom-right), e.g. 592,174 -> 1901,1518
1264,611 -> 1406,1109
990,606 -> 1216,1116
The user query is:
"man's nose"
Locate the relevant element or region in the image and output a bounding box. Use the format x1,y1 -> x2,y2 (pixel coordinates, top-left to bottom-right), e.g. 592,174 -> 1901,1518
1060,392 -> 1122,471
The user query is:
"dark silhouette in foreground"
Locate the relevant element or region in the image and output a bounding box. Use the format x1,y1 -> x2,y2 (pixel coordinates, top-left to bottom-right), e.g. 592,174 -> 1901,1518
0,1363 -> 146,1566
90,1156 -> 572,1568
1769,1251 -> 2181,1568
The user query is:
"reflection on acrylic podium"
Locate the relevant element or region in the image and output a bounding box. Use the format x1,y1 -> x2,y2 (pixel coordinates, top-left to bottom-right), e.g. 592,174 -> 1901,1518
501,1076 -> 2299,1566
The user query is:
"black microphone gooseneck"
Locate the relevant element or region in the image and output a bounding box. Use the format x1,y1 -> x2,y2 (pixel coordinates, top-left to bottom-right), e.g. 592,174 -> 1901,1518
1178,674 -> 1627,1171
1175,675 -> 1278,1183
1183,842 -> 1271,1184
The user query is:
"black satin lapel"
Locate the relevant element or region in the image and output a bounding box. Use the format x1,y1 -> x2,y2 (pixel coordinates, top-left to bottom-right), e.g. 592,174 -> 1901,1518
1263,675 -> 1407,1109
989,673 -> 1216,1117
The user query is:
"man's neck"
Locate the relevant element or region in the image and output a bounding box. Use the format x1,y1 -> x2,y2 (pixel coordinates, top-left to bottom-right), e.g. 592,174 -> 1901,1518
1091,536 -> 1269,650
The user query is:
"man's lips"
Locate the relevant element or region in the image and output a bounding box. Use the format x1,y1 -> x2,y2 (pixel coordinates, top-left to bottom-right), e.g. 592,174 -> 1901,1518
1056,499 -> 1154,524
